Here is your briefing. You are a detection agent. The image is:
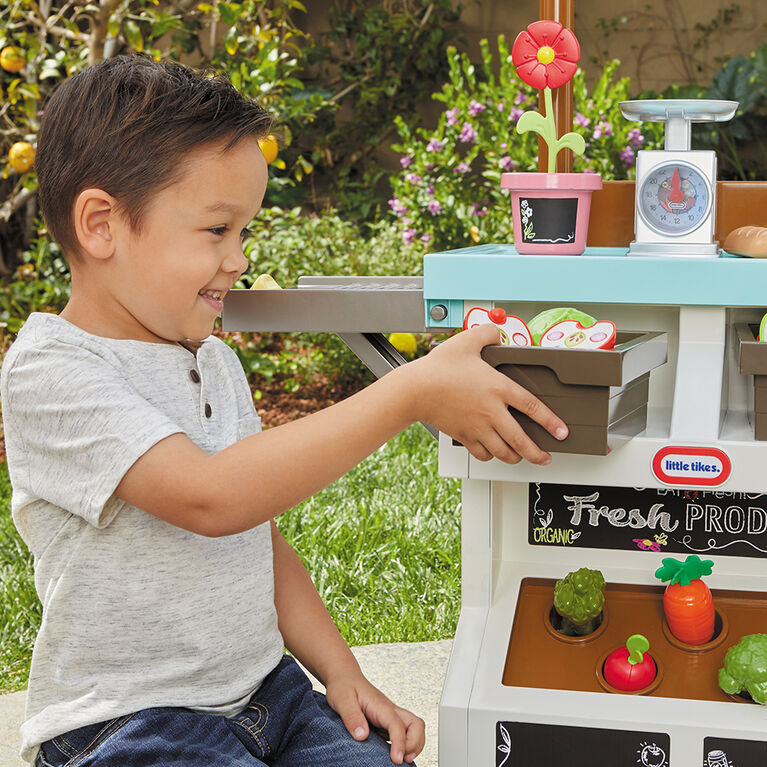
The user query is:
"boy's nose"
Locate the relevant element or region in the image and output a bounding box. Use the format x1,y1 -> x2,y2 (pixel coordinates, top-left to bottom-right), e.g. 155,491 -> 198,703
224,246 -> 249,276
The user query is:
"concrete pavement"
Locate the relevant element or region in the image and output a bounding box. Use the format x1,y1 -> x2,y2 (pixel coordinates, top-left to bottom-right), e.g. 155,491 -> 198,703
0,640 -> 452,767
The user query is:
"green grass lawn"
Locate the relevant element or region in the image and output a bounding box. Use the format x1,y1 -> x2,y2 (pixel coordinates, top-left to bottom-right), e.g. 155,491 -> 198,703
0,424 -> 461,694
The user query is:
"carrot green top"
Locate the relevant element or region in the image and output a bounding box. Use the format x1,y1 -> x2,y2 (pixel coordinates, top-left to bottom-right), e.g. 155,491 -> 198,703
654,555 -> 714,586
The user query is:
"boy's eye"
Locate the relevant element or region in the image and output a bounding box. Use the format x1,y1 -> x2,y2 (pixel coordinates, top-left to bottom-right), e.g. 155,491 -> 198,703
208,226 -> 228,236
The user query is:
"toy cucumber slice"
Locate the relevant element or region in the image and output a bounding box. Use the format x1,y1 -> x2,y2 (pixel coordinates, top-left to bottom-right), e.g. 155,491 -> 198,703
528,307 -> 596,346
539,319 -> 617,350
463,307 -> 532,347
759,312 -> 767,342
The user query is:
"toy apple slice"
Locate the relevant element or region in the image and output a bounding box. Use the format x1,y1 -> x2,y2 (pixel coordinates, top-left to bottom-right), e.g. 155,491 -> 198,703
463,307 -> 532,347
539,319 -> 616,350
603,634 -> 657,691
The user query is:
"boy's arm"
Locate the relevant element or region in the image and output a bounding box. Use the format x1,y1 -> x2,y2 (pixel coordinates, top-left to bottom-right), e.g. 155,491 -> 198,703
115,324 -> 568,537
270,521 -> 424,765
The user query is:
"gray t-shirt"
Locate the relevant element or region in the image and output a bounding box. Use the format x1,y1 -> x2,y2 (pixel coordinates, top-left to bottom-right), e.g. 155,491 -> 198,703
0,313 -> 284,763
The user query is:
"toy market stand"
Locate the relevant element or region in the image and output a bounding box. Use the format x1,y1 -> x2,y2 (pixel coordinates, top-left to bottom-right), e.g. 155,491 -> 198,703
224,248 -> 767,767
422,246 -> 767,767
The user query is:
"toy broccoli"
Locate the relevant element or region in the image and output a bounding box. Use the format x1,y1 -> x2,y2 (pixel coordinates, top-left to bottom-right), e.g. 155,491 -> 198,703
718,633 -> 767,704
553,567 -> 606,636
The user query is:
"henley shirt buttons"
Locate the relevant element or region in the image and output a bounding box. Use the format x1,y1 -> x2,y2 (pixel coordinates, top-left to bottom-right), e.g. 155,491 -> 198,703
189,369 -> 200,383
205,403 -> 212,418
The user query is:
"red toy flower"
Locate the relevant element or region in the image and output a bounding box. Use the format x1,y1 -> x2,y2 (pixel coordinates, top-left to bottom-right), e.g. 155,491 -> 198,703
511,20 -> 580,90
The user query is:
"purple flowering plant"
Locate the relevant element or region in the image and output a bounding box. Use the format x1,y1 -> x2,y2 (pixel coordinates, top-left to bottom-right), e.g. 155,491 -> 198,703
390,38 -> 663,250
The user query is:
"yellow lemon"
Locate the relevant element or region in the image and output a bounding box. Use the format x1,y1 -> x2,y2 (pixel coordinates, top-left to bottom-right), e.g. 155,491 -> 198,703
251,273 -> 282,290
0,46 -> 25,73
8,141 -> 34,173
388,332 -> 417,355
258,134 -> 279,165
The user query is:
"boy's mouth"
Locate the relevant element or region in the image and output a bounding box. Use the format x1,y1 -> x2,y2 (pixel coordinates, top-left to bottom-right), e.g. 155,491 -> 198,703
198,288 -> 226,312
199,289 -> 225,301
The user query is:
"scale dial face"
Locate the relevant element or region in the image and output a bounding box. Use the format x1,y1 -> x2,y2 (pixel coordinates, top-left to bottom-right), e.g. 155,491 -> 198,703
638,161 -> 712,237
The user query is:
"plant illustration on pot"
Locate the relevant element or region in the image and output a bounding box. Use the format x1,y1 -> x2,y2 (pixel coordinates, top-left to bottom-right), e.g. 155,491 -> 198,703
520,199 -> 535,240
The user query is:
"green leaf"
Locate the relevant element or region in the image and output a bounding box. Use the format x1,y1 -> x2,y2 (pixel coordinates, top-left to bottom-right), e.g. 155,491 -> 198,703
107,16 -> 120,38
556,131 -> 586,157
297,155 -> 313,174
124,20 -> 144,52
654,555 -> 714,586
515,110 -> 547,138
626,634 -> 649,665
217,1 -> 240,27
224,26 -> 238,56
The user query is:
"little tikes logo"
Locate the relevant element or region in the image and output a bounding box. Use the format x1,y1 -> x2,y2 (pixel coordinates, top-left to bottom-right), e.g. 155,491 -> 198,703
652,446 -> 731,487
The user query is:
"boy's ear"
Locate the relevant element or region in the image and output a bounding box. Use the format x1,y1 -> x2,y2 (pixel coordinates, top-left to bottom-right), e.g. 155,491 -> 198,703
73,188 -> 119,260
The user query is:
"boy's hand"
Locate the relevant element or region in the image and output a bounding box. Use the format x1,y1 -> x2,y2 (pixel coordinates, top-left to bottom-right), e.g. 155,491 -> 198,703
324,669 -> 425,765
404,323 -> 568,465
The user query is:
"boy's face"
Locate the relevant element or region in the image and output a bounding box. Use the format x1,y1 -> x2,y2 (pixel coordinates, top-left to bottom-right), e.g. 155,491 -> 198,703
103,136 -> 268,343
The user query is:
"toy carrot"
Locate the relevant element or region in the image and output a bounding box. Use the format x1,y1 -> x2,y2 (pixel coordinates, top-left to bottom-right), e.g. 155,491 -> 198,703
655,555 -> 715,645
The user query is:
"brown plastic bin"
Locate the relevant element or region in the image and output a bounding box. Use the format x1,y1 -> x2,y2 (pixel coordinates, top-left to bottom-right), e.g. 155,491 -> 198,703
736,322 -> 767,440
478,331 -> 667,455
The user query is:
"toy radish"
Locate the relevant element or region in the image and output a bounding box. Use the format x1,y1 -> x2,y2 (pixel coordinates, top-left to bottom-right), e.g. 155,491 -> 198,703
655,555 -> 715,645
463,307 -> 532,347
603,634 -> 657,691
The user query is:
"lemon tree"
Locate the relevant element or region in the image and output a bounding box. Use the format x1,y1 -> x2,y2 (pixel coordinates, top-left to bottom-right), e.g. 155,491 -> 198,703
0,0 -> 334,276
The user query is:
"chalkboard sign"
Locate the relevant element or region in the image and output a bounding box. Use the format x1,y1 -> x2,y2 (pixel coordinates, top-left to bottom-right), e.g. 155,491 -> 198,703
528,483 -> 767,559
703,737 -> 767,767
518,197 -> 578,244
496,721 -> 670,767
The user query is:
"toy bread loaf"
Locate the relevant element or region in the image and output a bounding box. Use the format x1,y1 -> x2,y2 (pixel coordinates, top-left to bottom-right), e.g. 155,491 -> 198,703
723,226 -> 767,258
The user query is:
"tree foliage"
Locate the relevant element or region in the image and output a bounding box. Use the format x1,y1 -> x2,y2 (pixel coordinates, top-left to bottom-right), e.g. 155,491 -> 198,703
0,1 -> 462,275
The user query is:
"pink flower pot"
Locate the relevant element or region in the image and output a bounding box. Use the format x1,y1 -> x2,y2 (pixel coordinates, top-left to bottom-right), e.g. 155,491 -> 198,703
501,172 -> 603,255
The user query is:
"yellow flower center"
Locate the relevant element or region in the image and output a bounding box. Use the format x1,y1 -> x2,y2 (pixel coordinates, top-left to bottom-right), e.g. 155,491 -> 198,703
536,45 -> 556,65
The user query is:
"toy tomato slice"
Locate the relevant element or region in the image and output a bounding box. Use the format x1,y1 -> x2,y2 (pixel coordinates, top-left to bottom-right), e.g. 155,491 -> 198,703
539,319 -> 616,349
463,307 -> 532,347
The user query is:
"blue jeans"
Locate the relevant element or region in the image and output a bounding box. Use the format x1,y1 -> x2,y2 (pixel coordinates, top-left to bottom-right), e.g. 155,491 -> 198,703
36,655 -> 415,767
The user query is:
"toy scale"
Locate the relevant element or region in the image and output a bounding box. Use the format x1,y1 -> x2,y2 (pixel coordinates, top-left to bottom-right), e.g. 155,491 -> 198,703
619,100 -> 738,258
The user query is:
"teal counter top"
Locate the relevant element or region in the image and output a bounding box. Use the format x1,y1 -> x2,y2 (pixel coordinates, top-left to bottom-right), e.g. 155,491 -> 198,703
423,245 -> 767,306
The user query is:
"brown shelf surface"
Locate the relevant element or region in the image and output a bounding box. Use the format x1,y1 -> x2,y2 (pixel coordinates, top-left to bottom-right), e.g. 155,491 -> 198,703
502,577 -> 766,703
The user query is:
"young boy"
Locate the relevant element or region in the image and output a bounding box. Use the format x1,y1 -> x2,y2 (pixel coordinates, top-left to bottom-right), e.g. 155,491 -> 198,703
0,56 -> 567,767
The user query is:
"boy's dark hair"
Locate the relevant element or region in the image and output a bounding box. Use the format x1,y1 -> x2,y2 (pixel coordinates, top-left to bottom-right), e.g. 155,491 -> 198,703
36,55 -> 273,259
